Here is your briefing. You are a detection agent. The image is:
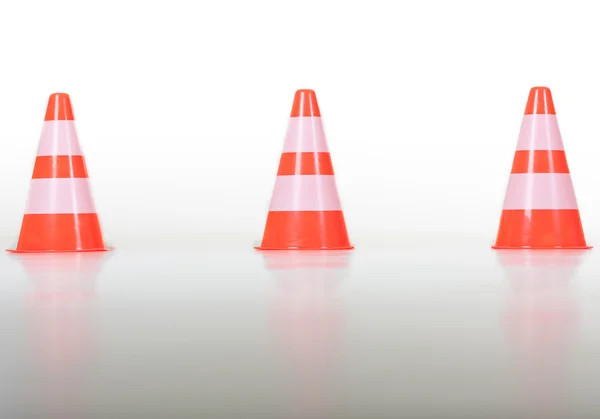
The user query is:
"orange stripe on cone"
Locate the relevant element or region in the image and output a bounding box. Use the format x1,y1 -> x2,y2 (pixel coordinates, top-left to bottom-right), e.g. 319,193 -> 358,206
511,150 -> 570,174
493,87 -> 589,249
32,156 -> 89,179
524,86 -> 556,115
45,93 -> 75,121
290,89 -> 321,117
16,214 -> 106,252
495,210 -> 586,249
277,152 -> 334,176
260,211 -> 351,250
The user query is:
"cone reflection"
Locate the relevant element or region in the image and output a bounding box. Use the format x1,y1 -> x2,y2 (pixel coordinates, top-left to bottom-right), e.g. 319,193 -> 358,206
13,252 -> 111,418
498,250 -> 586,418
262,251 -> 351,418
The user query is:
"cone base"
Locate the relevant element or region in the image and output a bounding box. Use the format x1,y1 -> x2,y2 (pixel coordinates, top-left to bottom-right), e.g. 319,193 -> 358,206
259,211 -> 352,250
255,245 -> 355,251
10,214 -> 110,253
492,245 -> 592,250
494,209 -> 589,249
7,247 -> 114,254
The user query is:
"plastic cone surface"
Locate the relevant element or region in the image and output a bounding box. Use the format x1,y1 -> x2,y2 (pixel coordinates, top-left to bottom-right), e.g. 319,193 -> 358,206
493,87 -> 590,249
9,93 -> 110,253
257,90 -> 353,250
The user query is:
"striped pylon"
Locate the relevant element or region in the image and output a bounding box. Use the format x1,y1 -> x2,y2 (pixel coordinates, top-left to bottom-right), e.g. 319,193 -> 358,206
257,90 -> 352,250
9,93 -> 110,253
493,87 -> 590,249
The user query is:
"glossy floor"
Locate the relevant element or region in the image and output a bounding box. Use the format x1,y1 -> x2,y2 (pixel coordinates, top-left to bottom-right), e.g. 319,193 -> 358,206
1,235 -> 599,418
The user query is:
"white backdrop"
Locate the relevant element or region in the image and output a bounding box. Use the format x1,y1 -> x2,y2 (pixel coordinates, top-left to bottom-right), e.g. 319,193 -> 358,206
1,0 -> 599,246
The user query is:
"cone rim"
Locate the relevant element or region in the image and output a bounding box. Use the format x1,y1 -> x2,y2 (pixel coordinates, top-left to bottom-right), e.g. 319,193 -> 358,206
6,246 -> 115,254
255,245 -> 354,251
491,245 -> 592,250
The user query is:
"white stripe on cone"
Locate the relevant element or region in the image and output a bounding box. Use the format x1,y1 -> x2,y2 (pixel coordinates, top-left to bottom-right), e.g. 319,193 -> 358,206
282,117 -> 329,153
502,173 -> 578,210
37,121 -> 83,156
25,178 -> 97,214
516,115 -> 564,151
269,175 -> 342,211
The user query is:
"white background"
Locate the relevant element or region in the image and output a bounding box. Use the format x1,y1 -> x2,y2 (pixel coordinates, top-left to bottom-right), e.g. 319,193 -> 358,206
1,0 -> 599,246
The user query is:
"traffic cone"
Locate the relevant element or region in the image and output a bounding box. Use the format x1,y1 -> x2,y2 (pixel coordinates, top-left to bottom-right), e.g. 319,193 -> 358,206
8,93 -> 111,253
493,87 -> 590,249
257,89 -> 353,250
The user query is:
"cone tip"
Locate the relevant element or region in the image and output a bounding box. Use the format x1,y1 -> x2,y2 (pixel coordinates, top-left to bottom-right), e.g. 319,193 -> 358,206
45,92 -> 75,121
291,89 -> 321,117
525,86 -> 556,115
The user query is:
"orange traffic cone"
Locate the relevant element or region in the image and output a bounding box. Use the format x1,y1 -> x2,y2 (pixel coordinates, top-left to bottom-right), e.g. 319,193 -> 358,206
493,87 -> 590,249
257,90 -> 353,250
8,93 -> 111,253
